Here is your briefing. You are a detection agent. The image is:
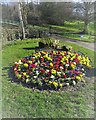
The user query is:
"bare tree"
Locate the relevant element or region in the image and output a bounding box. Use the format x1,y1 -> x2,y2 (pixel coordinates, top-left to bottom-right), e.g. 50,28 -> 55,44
82,2 -> 94,33
73,1 -> 94,34
18,1 -> 26,39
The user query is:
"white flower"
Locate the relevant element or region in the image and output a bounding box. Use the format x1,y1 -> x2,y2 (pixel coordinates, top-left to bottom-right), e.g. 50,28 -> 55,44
19,62 -> 23,64
60,66 -> 63,69
36,71 -> 39,75
34,76 -> 37,79
35,63 -> 38,65
82,68 -> 84,71
50,75 -> 54,79
26,79 -> 30,83
83,73 -> 85,76
15,62 -> 18,64
73,62 -> 76,65
66,83 -> 69,86
46,69 -> 49,72
57,72 -> 61,74
73,81 -> 76,85
66,64 -> 69,67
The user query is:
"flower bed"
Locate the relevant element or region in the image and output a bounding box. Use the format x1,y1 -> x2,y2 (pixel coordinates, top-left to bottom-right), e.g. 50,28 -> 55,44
13,51 -> 91,90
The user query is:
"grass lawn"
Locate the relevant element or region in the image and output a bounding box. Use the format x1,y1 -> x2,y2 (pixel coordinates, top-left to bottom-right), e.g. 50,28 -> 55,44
2,39 -> 95,118
27,20 -> 95,42
58,33 -> 94,42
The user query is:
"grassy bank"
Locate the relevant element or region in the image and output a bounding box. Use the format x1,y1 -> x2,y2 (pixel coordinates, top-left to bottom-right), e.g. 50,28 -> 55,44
2,39 -> 94,118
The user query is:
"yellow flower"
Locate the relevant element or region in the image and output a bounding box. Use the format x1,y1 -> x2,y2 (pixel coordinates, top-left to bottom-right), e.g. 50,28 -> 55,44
49,81 -> 52,84
50,62 -> 53,66
68,52 -> 71,55
51,69 -> 56,74
26,75 -> 29,78
71,64 -> 75,69
41,51 -> 46,55
79,74 -> 83,78
61,56 -> 66,61
59,83 -> 63,87
86,64 -> 91,67
14,68 -> 17,71
53,82 -> 58,87
47,57 -> 52,61
53,51 -> 56,55
23,72 -> 27,76
28,61 -> 32,64
18,60 -> 21,63
24,63 -> 28,67
76,76 -> 81,81
17,74 -> 22,79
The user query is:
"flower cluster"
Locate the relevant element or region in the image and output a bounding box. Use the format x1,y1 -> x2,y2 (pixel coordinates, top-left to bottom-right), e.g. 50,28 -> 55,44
13,51 -> 91,90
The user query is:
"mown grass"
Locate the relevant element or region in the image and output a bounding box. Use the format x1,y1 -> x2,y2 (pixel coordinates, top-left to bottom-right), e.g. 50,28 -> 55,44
58,33 -> 94,42
26,21 -> 95,42
51,21 -> 95,42
2,39 -> 94,118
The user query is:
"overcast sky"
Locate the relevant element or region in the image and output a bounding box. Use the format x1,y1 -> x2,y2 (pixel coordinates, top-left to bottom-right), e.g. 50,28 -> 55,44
1,0 -> 80,3
1,0 -> 95,3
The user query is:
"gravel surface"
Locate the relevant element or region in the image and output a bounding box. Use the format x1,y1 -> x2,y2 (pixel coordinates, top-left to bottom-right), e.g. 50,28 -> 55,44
52,34 -> 95,51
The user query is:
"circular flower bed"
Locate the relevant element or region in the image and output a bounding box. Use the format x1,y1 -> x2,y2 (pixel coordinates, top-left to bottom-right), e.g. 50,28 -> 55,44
13,51 -> 91,90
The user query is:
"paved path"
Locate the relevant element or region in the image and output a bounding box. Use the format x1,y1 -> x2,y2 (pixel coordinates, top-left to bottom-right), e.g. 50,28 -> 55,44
52,34 -> 95,51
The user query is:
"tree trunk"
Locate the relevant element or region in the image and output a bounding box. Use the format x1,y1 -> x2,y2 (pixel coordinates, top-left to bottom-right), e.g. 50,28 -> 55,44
18,2 -> 25,39
83,20 -> 88,34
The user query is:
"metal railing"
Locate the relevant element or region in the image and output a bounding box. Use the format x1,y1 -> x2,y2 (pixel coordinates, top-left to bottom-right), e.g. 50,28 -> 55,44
0,19 -> 20,26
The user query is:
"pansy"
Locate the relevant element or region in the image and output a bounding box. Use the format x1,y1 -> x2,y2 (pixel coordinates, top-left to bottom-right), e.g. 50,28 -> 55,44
31,64 -> 36,68
66,83 -> 69,86
28,60 -> 32,64
13,50 -> 91,90
50,62 -> 53,67
73,80 -> 76,85
24,63 -> 28,68
51,69 -> 56,74
40,69 -> 45,73
50,75 -> 55,79
53,81 -> 58,87
23,72 -> 27,76
59,83 -> 63,87
34,76 -> 37,79
75,76 -> 81,81
36,71 -> 39,75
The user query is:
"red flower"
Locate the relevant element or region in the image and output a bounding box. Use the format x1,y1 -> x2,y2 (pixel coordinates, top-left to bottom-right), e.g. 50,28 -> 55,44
31,64 -> 36,68
41,57 -> 44,62
73,58 -> 80,64
59,56 -> 62,59
64,51 -> 66,54
64,74 -> 66,78
56,61 -> 60,65
21,58 -> 26,62
57,68 -> 60,71
47,72 -> 51,75
32,58 -> 34,62
42,63 -> 46,66
58,51 -> 60,54
44,78 -> 46,81
40,69 -> 45,73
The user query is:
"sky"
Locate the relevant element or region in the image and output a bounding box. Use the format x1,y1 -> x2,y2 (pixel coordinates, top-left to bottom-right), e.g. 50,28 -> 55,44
1,0 -> 95,3
1,0 -> 79,3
